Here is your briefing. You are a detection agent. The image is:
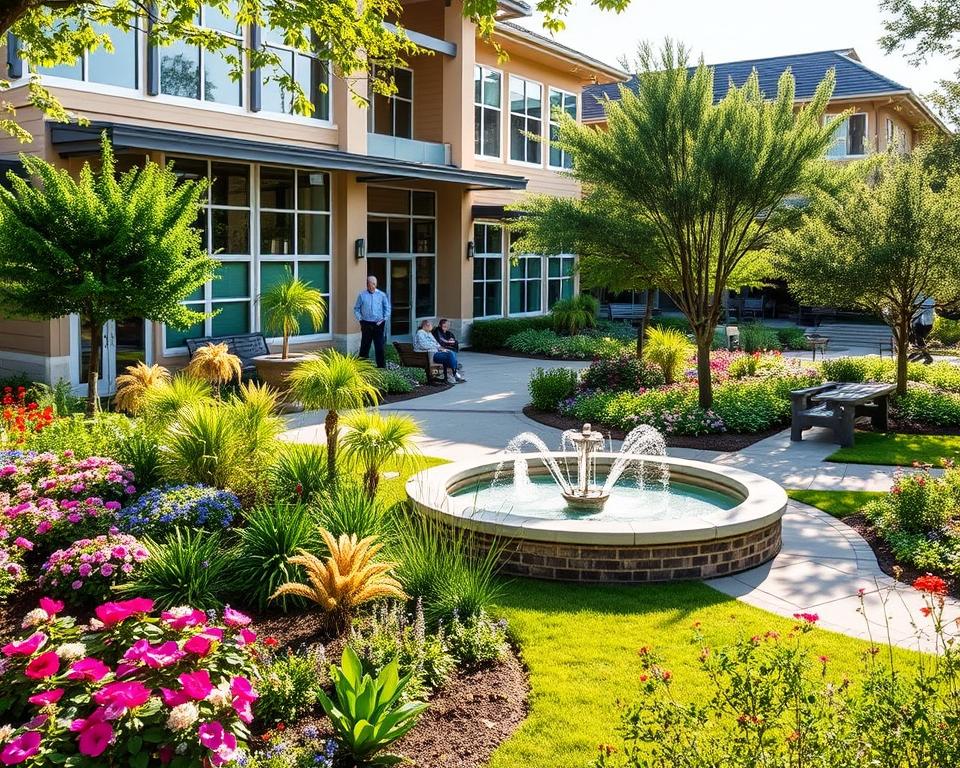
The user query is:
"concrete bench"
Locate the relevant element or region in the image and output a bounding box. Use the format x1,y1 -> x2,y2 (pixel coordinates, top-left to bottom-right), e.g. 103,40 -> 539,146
791,381 -> 895,447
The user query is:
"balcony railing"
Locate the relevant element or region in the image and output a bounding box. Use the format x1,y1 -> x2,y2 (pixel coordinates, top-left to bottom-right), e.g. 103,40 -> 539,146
367,133 -> 452,165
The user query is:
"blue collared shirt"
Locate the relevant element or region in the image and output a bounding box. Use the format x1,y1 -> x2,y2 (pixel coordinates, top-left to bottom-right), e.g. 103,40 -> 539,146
354,288 -> 391,323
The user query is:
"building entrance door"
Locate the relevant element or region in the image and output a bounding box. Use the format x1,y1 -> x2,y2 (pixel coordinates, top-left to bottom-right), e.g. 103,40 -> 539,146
366,257 -> 413,341
72,316 -> 149,396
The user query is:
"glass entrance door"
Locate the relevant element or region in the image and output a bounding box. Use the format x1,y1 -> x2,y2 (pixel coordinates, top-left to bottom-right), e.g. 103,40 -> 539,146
73,317 -> 149,396
365,257 -> 413,340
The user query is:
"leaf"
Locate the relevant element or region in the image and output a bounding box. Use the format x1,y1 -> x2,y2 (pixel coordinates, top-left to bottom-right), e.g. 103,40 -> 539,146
129,752 -> 149,768
127,735 -> 142,754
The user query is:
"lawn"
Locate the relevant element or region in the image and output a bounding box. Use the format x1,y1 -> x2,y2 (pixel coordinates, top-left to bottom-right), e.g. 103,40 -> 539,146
489,578 -> 920,768
826,431 -> 960,466
376,454 -> 447,507
787,488 -> 885,518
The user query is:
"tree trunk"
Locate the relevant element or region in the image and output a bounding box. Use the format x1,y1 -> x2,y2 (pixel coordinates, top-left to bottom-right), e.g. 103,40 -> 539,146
85,317 -> 103,417
695,332 -> 714,410
281,332 -> 289,360
636,320 -> 645,359
636,288 -> 656,359
893,314 -> 910,397
325,409 -> 339,482
365,468 -> 379,500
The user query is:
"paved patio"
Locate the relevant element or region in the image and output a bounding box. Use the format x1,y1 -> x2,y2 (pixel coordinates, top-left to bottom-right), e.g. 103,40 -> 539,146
283,351 -> 959,650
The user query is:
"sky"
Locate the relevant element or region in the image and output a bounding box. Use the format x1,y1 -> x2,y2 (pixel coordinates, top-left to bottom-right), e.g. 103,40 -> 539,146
513,0 -> 955,105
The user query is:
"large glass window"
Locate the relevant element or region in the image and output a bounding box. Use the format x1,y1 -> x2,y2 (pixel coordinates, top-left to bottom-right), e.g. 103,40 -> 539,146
826,113 -> 866,158
547,255 -> 575,307
160,3 -> 242,106
473,223 -> 503,318
260,28 -> 330,120
509,234 -> 543,316
548,88 -> 577,169
509,76 -> 542,164
474,65 -> 501,158
38,17 -> 138,89
370,67 -> 413,139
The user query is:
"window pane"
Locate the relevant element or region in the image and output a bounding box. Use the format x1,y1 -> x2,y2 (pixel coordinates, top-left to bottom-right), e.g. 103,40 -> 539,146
210,162 -> 249,206
484,70 -> 501,107
510,260 -> 523,279
394,68 -> 412,99
260,262 -> 294,292
299,261 -> 330,293
297,171 -> 329,211
172,157 -> 208,186
484,107 -> 500,156
260,211 -> 294,254
368,187 -> 409,214
527,120 -> 541,163
394,99 -> 412,139
486,280 -> 502,315
260,49 -> 295,114
565,94 -> 577,119
415,256 -> 434,317
509,281 -> 523,313
184,284 -> 205,302
474,66 -> 482,104
526,281 -> 541,312
203,1 -> 240,35
203,46 -> 241,106
372,92 -> 392,135
562,279 -> 574,300
388,219 -> 410,254
509,77 -> 524,114
473,258 -> 484,280
510,114 -> 525,161
528,257 -> 542,278
297,54 -> 329,120
548,257 -> 561,278
487,257 -> 502,280
473,284 -> 484,318
87,23 -> 137,88
550,89 -> 561,111
413,220 -> 435,253
213,261 -> 248,298
474,105 -> 483,155
166,319 -> 204,349
212,301 -> 249,335
487,225 -> 502,254
211,209 -> 249,254
412,191 -> 434,216
160,41 -> 199,99
367,219 -> 388,253
260,167 -> 295,210
298,213 -> 330,255
849,114 -> 866,155
526,83 -> 542,118
548,281 -> 561,308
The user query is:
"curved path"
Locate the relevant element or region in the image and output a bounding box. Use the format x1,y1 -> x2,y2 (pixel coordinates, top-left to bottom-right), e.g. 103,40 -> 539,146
283,351 -> 959,651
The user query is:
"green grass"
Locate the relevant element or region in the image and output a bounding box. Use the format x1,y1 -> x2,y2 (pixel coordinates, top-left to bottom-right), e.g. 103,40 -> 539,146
373,454 -> 446,508
490,579 -> 920,768
827,431 -> 960,466
787,489 -> 885,518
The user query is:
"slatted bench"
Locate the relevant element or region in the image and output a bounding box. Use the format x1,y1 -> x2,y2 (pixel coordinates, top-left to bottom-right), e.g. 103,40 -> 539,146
393,342 -> 444,384
185,333 -> 269,380
608,303 -> 648,324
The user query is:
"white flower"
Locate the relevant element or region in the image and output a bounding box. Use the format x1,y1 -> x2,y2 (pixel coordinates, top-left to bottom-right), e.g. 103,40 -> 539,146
206,681 -> 232,708
21,609 -> 49,629
87,618 -> 104,631
167,606 -> 194,618
165,702 -> 199,732
56,642 -> 87,661
0,725 -> 13,743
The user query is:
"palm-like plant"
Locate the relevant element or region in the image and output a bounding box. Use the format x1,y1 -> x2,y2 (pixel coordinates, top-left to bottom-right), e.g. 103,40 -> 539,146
270,528 -> 406,632
185,343 -> 242,396
340,411 -> 421,498
287,351 -> 381,482
161,400 -> 244,489
114,362 -> 171,414
261,270 -> 328,359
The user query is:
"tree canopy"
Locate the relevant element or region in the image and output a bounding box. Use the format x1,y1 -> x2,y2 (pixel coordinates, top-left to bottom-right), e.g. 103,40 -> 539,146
512,42 -> 839,408
0,135 -> 215,413
774,147 -> 960,395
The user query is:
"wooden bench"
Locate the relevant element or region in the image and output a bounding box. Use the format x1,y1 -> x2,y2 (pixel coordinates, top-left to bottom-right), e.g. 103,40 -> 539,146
185,333 -> 269,380
608,303 -> 649,324
393,342 -> 444,384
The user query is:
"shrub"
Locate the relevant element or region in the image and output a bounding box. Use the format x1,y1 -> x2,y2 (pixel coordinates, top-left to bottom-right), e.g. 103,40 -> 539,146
505,328 -> 562,355
726,353 -> 759,379
0,597 -> 258,767
116,484 -> 239,538
932,315 -> 960,347
896,384 -> 960,426
0,451 -> 134,501
643,326 -> 692,384
138,374 -> 213,431
39,532 -> 150,604
116,528 -> 233,609
255,644 -> 329,724
24,412 -> 135,457
551,334 -> 626,360
313,482 -> 395,541
1,386 -> 54,446
712,376 -> 808,434
446,610 -> 509,668
269,441 -> 328,504
468,315 -> 553,350
2,495 -> 120,557
0,539 -> 27,602
232,502 -> 321,612
550,294 -> 600,335
529,367 -> 578,411
351,600 -> 455,699
160,401 -> 247,490
776,326 -> 810,350
115,429 -> 164,490
738,322 -> 782,352
581,356 -> 665,393
924,361 -> 960,393
373,368 -> 415,395
398,365 -> 427,385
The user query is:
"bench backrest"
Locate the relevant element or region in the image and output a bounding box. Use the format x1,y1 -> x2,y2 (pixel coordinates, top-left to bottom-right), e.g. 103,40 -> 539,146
186,333 -> 269,364
608,303 -> 647,320
393,342 -> 429,365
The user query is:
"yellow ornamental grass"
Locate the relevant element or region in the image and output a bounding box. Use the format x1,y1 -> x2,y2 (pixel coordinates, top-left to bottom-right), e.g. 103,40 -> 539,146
185,343 -> 242,392
114,362 -> 171,414
270,529 -> 406,630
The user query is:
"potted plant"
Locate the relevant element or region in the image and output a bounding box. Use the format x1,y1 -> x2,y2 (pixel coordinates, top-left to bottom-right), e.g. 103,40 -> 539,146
253,269 -> 328,395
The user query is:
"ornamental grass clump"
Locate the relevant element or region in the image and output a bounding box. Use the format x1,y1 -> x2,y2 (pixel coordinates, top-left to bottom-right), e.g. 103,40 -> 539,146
185,342 -> 243,396
115,484 -> 240,538
39,532 -> 149,604
113,361 -> 171,414
643,326 -> 693,385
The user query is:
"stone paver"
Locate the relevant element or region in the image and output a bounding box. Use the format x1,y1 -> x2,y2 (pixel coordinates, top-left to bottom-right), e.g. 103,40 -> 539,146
282,350 -> 959,650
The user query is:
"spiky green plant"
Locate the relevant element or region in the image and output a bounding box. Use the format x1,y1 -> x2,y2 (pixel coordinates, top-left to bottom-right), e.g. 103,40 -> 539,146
260,269 -> 328,359
231,502 -> 321,612
225,381 -> 284,499
314,481 -> 395,541
287,351 -> 382,482
550,294 -> 599,335
161,400 -> 244,489
643,325 -> 693,385
339,411 -> 421,498
269,441 -> 329,503
114,362 -> 171,414
139,374 -> 213,433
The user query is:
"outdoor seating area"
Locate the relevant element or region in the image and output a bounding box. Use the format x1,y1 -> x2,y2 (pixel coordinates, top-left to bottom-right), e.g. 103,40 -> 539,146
790,381 -> 895,446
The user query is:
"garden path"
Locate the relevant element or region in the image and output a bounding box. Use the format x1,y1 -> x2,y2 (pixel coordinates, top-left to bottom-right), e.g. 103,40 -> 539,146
282,351 -> 959,650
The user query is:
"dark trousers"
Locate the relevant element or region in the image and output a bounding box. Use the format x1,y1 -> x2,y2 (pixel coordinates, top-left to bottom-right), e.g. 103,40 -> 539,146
359,321 -> 386,368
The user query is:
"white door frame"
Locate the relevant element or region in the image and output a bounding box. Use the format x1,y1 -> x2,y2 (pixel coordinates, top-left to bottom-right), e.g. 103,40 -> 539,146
68,316 -> 153,396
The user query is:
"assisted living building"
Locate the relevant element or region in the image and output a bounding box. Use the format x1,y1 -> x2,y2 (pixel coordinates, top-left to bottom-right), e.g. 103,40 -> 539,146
0,1 -> 947,394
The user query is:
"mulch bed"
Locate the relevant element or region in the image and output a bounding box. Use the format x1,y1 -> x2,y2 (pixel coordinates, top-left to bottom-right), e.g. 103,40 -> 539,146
522,406 -> 782,452
381,381 -> 454,405
856,416 -> 960,437
840,514 -> 960,600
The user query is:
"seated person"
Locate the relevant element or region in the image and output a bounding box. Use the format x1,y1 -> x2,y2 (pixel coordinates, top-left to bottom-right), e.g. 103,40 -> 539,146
415,320 -> 466,384
432,318 -> 460,353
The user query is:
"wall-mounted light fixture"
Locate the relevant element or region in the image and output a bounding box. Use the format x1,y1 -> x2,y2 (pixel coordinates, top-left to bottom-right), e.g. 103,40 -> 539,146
355,238 -> 366,260
465,240 -> 475,260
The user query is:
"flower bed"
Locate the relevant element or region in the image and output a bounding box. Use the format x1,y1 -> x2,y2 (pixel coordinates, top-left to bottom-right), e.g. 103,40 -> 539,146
116,485 -> 239,537
39,532 -> 150,603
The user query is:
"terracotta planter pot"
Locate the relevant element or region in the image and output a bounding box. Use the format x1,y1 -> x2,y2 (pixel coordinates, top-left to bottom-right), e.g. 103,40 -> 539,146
252,353 -> 314,411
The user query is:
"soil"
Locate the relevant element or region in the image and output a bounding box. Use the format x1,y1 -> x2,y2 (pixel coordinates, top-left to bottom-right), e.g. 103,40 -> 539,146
522,405 -> 783,452
857,417 -> 960,437
381,380 -> 454,405
841,513 -> 960,599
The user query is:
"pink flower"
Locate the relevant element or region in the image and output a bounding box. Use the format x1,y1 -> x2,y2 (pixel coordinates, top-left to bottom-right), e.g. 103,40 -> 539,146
183,634 -> 213,657
235,628 -> 257,646
161,608 -> 206,631
0,731 -> 41,765
160,688 -> 189,707
222,606 -> 251,628
94,598 -> 154,627
77,721 -> 113,757
793,612 -> 819,624
141,641 -> 185,669
13,538 -> 32,551
99,564 -> 114,577
230,676 -> 257,723
179,670 -> 213,700
25,651 -> 60,679
198,722 -> 238,767
37,597 -> 63,616
68,657 -> 109,682
93,681 -> 151,710
2,632 -> 46,657
27,688 -> 64,706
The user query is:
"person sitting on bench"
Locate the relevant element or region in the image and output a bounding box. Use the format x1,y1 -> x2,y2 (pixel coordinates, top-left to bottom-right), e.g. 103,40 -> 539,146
414,320 -> 465,384
432,318 -> 460,352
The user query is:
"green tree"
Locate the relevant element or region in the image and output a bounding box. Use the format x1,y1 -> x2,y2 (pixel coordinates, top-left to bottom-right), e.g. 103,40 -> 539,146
774,148 -> 960,395
513,42 -> 838,408
0,134 -> 214,415
260,268 -> 327,359
340,410 -> 420,498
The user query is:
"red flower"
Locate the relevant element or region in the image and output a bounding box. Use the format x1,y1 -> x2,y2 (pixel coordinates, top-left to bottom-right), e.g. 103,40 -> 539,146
912,574 -> 948,596
792,612 -> 819,624
264,636 -> 278,648
920,606 -> 933,617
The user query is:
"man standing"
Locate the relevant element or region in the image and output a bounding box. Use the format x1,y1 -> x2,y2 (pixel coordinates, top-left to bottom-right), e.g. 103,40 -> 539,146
354,275 -> 391,368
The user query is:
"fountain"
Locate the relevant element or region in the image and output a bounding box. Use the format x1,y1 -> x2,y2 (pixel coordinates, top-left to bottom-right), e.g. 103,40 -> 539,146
406,422 -> 788,584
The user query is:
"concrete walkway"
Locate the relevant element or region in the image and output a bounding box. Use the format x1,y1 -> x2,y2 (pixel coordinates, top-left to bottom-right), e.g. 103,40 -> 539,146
283,351 -> 959,650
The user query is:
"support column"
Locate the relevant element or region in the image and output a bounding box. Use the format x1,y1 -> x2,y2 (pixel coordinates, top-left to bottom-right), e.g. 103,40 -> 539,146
441,0 -> 475,169
435,182 -> 472,339
332,172 -> 368,353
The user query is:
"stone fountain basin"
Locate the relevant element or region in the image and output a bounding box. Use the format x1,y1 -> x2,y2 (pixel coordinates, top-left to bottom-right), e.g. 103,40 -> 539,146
406,453 -> 787,583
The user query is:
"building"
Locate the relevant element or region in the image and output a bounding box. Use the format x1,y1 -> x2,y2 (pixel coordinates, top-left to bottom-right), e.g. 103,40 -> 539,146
0,0 -> 625,395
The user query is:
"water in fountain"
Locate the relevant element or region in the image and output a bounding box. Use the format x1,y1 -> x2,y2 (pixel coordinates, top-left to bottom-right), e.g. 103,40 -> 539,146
495,432 -> 573,496
602,425 -> 669,494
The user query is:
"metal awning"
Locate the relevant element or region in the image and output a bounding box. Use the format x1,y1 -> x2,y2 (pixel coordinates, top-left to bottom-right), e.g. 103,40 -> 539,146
49,122 -> 528,191
471,204 -> 529,220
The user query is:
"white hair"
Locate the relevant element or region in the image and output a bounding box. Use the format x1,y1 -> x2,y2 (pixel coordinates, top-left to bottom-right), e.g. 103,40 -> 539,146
366,275 -> 378,285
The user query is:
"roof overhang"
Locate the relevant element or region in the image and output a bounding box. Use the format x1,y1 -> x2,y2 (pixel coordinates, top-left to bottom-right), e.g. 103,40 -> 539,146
471,204 -> 528,220
492,23 -> 628,84
48,122 -> 529,190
